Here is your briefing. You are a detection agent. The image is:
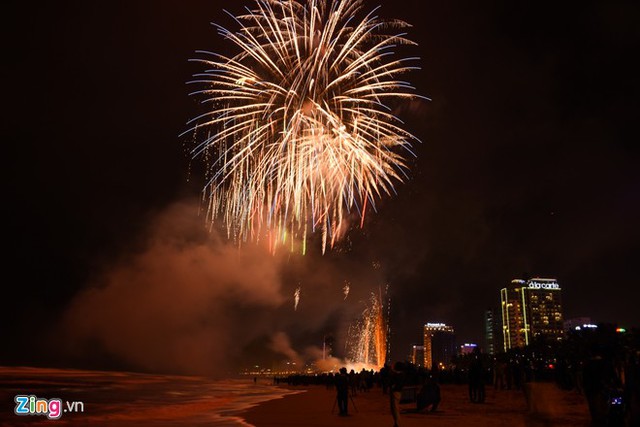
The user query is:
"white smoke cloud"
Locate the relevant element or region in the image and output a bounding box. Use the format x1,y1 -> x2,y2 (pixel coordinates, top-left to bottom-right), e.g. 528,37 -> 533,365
58,200 -> 388,376
60,201 -> 285,375
269,332 -> 303,367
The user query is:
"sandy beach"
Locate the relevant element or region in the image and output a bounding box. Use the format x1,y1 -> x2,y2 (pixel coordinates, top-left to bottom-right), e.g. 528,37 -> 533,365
243,382 -> 592,427
0,367 -> 592,426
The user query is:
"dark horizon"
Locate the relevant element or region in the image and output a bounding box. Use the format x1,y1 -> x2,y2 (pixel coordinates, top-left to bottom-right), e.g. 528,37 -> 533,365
4,0 -> 639,376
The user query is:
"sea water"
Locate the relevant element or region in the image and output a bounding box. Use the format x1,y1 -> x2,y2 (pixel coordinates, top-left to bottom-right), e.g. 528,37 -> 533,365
0,366 -> 302,426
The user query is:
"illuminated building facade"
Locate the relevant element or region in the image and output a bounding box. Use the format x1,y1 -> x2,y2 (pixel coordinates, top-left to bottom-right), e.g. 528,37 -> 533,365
411,345 -> 425,367
484,308 -> 500,355
501,278 -> 564,351
423,323 -> 456,369
460,343 -> 478,355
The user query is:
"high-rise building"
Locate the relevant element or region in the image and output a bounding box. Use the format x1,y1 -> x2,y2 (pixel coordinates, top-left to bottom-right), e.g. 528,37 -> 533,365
501,280 -> 528,350
410,345 -> 425,367
423,323 -> 456,369
484,309 -> 501,355
500,278 -> 564,351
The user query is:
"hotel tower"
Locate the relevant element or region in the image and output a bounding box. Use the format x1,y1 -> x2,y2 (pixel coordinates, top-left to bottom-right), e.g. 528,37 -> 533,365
423,323 -> 456,369
500,278 -> 564,351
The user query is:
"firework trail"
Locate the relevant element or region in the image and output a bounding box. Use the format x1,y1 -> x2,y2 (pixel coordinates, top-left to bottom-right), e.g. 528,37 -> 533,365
185,0 -> 425,253
294,287 -> 301,310
343,281 -> 350,300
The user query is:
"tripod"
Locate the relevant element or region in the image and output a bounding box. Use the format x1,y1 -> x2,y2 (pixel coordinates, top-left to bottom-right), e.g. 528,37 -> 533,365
331,391 -> 358,414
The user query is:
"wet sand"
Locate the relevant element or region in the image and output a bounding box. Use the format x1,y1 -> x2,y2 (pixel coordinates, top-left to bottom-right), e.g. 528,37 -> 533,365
243,382 -> 592,427
0,366 -> 294,426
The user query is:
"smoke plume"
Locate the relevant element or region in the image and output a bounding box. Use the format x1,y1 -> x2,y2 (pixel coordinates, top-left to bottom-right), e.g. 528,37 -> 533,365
59,200 -> 387,376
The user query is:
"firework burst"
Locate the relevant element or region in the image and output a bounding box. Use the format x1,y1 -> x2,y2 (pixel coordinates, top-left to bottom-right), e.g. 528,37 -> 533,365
185,0 -> 425,253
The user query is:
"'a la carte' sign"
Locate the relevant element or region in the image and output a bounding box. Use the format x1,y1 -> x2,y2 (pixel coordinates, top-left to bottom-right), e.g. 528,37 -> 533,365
527,280 -> 560,290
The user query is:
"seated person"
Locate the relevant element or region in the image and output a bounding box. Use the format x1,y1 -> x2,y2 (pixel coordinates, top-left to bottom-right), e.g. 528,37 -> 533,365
416,376 -> 441,412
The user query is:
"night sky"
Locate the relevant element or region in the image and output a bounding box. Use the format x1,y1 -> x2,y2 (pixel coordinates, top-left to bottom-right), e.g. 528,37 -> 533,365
4,0 -> 639,375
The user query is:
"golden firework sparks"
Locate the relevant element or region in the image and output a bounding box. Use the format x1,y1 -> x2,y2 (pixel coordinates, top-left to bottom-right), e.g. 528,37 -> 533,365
185,0 -> 425,253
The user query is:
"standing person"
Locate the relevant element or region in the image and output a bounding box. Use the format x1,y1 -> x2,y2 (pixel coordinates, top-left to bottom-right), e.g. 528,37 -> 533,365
380,363 -> 391,394
469,347 -> 485,403
349,369 -> 358,396
335,367 -> 350,416
582,348 -> 616,425
390,362 -> 406,427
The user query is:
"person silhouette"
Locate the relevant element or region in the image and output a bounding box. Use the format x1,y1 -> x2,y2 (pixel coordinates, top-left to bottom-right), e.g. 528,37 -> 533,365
389,362 -> 406,427
335,367 -> 350,416
416,374 -> 441,412
468,347 -> 485,403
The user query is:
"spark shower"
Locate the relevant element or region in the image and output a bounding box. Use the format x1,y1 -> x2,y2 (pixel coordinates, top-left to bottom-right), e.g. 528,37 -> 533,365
185,0 -> 424,253
346,290 -> 389,370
